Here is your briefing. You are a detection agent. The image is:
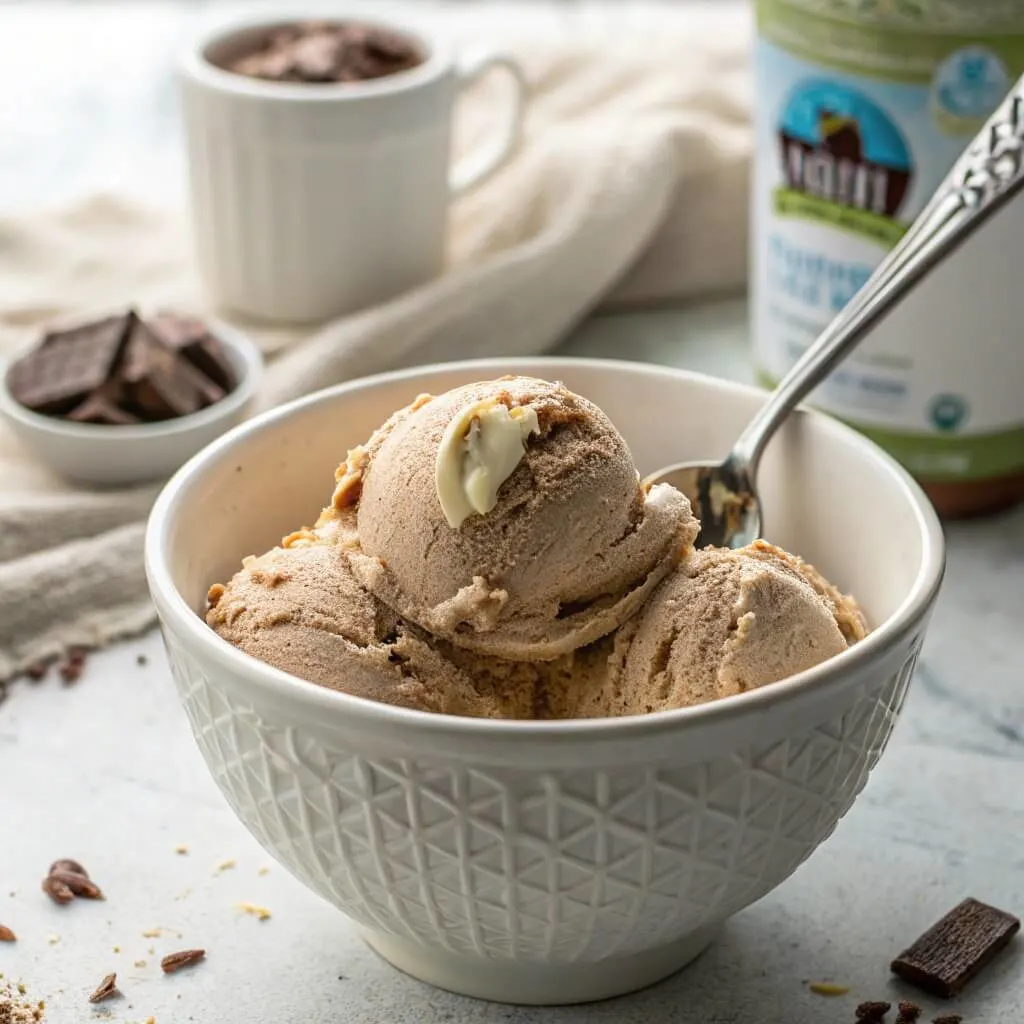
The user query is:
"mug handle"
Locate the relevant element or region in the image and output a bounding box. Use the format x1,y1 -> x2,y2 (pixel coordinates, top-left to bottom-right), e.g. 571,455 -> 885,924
449,48 -> 527,198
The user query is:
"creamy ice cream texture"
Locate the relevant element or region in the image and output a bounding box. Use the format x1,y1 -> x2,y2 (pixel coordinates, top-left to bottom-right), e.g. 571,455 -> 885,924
341,377 -> 696,661
207,376 -> 867,719
574,541 -> 867,718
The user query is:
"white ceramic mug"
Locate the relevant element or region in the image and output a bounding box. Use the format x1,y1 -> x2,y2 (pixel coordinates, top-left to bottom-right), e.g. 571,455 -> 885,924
180,19 -> 527,324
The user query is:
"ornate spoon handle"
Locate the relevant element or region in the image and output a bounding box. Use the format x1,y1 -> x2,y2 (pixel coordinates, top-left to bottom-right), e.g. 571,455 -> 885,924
732,78 -> 1024,473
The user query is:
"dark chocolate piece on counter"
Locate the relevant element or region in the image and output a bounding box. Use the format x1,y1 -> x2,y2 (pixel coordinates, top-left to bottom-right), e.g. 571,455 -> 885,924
122,318 -> 225,420
891,897 -> 1020,998
7,313 -> 132,414
149,312 -> 235,390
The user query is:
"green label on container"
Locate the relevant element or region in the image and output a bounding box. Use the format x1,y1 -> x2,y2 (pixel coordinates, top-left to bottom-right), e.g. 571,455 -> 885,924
773,187 -> 909,246
757,371 -> 1024,481
757,0 -> 1024,85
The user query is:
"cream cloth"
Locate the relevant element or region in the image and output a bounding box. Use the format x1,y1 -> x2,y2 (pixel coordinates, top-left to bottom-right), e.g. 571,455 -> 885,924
0,15 -> 752,680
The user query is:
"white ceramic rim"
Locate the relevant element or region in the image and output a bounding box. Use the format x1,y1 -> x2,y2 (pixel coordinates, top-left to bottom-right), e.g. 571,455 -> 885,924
145,356 -> 946,743
180,14 -> 450,103
0,320 -> 264,442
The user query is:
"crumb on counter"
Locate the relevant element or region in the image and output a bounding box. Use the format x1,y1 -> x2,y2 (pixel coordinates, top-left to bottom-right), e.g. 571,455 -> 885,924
808,981 -> 850,996
237,903 -> 271,922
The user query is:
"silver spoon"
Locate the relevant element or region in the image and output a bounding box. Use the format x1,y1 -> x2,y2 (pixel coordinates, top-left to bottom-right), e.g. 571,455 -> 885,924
645,77 -> 1024,549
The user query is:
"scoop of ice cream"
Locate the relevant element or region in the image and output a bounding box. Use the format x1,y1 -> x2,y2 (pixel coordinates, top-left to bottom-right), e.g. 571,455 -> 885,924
332,377 -> 698,661
744,542 -> 867,647
205,518 -> 525,718
204,374 -> 869,725
593,540 -> 867,716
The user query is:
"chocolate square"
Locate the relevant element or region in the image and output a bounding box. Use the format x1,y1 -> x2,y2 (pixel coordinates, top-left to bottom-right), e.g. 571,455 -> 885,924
891,897 -> 1020,998
148,313 -> 236,391
66,380 -> 142,425
122,319 -> 225,421
7,313 -> 132,414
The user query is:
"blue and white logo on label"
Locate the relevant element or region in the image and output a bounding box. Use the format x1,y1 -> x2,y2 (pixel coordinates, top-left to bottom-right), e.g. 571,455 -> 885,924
933,46 -> 1010,122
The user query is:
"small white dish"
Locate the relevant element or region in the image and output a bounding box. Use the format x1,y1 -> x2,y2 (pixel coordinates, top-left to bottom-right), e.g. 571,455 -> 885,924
0,319 -> 263,487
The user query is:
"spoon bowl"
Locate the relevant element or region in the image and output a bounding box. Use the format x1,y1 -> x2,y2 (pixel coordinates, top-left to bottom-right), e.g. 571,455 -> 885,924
643,457 -> 758,549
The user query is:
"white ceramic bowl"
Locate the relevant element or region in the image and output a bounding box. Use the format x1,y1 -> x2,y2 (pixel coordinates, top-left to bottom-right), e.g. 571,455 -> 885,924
146,358 -> 944,1005
0,321 -> 263,487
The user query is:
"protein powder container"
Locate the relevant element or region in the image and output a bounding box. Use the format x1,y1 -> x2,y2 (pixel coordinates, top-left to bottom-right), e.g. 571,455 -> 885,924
751,0 -> 1024,518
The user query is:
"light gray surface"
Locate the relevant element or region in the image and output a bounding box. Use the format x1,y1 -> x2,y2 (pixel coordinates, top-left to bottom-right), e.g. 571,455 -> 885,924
2,3 -> 1024,1023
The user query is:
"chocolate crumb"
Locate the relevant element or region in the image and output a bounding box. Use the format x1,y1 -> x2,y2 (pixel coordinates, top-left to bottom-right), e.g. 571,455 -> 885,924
47,871 -> 102,901
58,649 -> 88,685
932,1017 -> 962,1024
0,926 -> 15,942
896,1000 -> 922,1024
160,949 -> 205,974
88,973 -> 119,1004
41,876 -> 74,905
57,663 -> 81,684
48,859 -> 86,877
24,661 -> 49,682
856,1001 -> 892,1022
42,860 -> 102,904
136,654 -> 148,666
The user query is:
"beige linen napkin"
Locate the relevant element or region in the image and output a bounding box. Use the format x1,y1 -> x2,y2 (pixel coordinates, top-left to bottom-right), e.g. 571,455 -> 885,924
0,16 -> 752,681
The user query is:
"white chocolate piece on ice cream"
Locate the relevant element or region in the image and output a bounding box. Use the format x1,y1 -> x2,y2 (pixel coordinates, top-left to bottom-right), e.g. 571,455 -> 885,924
435,397 -> 540,528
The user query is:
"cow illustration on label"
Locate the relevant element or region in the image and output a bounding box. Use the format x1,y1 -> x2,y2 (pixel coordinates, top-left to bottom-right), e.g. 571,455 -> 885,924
774,79 -> 913,245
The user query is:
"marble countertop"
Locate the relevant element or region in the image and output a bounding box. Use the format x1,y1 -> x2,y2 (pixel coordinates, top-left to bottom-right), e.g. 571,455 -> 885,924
1,4 -> 1023,1023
